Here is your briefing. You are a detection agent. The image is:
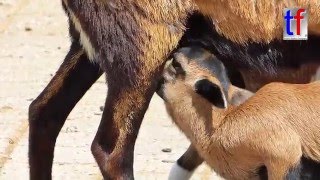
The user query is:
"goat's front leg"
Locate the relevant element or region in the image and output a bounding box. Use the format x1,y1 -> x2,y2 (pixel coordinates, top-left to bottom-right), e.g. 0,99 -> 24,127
169,144 -> 203,180
28,42 -> 103,180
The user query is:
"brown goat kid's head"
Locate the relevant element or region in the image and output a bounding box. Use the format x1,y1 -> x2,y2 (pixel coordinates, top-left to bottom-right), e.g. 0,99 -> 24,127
157,47 -> 253,128
157,47 -> 254,151
157,46 -> 253,117
158,47 -> 229,108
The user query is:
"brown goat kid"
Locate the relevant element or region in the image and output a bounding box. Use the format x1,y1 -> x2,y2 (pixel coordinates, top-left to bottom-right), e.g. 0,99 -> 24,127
158,47 -> 320,179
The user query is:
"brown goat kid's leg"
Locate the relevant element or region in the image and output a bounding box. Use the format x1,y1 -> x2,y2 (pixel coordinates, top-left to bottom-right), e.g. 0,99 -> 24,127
169,144 -> 203,179
178,145 -> 203,171
28,42 -> 102,180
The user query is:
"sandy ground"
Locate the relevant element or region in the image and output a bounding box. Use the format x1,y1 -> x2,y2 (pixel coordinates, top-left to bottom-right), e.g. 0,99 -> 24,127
0,0 -> 216,179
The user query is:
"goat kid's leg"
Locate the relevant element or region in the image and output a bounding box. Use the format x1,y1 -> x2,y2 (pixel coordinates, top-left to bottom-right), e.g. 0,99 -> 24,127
28,42 -> 103,180
169,144 -> 203,180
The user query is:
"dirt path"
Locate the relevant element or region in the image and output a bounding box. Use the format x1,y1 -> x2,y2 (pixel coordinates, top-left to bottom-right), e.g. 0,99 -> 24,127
0,0 -> 215,179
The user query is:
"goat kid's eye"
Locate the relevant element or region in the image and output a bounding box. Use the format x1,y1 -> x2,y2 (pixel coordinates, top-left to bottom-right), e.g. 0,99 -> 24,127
172,60 -> 182,70
171,60 -> 186,75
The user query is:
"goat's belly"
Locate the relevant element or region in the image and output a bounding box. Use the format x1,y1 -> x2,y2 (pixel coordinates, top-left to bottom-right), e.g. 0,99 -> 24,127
240,63 -> 320,92
194,0 -> 320,44
310,24 -> 320,36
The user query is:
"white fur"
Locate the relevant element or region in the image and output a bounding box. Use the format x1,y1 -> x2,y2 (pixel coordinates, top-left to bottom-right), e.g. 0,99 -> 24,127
210,171 -> 225,180
68,9 -> 97,62
221,93 -> 228,108
312,67 -> 320,81
168,162 -> 193,180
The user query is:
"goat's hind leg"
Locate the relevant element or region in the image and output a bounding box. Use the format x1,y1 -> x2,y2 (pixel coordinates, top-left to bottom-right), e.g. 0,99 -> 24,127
91,70 -> 163,179
89,18 -> 186,179
28,42 -> 102,180
70,0 -> 191,178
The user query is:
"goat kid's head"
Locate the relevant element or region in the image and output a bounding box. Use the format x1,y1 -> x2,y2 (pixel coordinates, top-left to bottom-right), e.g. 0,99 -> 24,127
157,46 -> 230,110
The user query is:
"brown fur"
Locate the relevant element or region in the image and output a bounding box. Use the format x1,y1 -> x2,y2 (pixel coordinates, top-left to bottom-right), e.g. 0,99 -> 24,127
194,0 -> 320,43
239,63 -> 320,92
161,51 -> 320,179
63,1 -> 192,178
172,78 -> 254,178
30,0 -> 320,179
30,0 -> 195,179
63,0 -> 192,84
29,41 -> 103,179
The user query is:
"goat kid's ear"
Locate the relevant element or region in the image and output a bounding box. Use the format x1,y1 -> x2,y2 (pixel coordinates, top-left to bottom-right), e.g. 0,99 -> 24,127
229,86 -> 254,106
194,79 -> 227,108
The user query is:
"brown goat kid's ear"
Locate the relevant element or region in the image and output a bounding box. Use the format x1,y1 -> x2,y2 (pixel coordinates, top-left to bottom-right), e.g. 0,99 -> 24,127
195,79 -> 227,108
229,86 -> 254,106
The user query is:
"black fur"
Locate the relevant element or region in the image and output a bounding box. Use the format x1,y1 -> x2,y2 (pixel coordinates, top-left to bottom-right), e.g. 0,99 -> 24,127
179,12 -> 320,74
256,157 -> 320,180
257,166 -> 268,180
286,156 -> 320,180
286,162 -> 302,180
194,79 -> 226,108
226,66 -> 246,88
